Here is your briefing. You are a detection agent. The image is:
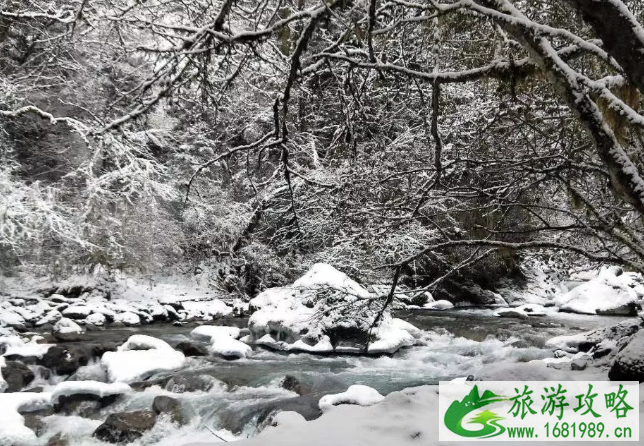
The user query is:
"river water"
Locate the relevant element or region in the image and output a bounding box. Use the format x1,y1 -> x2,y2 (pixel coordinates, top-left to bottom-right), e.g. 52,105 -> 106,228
37,309 -> 629,445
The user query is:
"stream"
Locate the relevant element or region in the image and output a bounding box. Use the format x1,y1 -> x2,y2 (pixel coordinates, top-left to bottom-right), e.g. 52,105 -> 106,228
33,309 -> 630,445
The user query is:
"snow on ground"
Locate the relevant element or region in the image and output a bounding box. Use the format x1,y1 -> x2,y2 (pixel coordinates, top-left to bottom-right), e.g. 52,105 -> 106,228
184,382 -> 644,446
248,263 -> 422,354
318,385 -> 384,412
101,335 -> 186,382
0,268 -> 235,332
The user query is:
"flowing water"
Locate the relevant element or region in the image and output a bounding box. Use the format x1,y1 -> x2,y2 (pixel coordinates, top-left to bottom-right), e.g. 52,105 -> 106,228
36,309 -> 630,445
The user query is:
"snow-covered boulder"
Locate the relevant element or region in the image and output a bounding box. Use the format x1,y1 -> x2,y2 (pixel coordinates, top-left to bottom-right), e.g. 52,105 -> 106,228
86,312 -> 107,326
609,331 -> 644,382
1,336 -> 52,359
319,385 -> 384,412
181,300 -> 232,321
423,300 -> 454,310
555,267 -> 641,315
113,311 -> 141,326
51,381 -> 131,404
546,320 -> 640,354
496,303 -> 548,319
101,335 -> 186,382
0,310 -> 26,330
62,305 -> 93,320
0,392 -> 52,445
35,310 -> 62,327
190,326 -> 241,342
190,325 -> 250,359
248,263 -> 421,354
53,318 -> 84,341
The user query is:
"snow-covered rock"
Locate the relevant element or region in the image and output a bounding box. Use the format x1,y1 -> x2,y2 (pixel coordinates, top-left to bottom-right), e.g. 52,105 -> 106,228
53,318 -> 84,341
496,303 -> 548,319
546,320 -> 640,354
319,385 -> 384,412
248,263 -> 421,354
1,336 -> 52,359
86,312 -> 107,326
35,310 -> 62,326
62,305 -> 93,320
609,330 -> 644,382
181,300 -> 232,320
554,267 -> 640,315
51,381 -> 131,403
268,411 -> 306,428
0,392 -> 52,446
190,325 -> 250,359
423,300 -> 454,310
101,335 -> 186,382
113,311 -> 141,326
190,326 -> 241,342
0,310 -> 26,329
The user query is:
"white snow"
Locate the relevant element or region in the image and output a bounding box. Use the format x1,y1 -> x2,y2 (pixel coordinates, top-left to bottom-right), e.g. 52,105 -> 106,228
249,263 -> 422,354
190,325 -> 242,342
50,381 -> 131,402
423,299 -> 454,310
0,310 -> 25,327
181,299 -> 232,320
35,310 -> 62,326
2,336 -> 53,359
113,311 -> 141,325
53,318 -> 83,335
101,335 -> 186,382
210,335 -> 252,359
61,305 -> 93,319
267,411 -> 306,429
496,303 -> 549,318
85,312 -> 106,325
554,267 -> 639,315
0,392 -> 52,446
190,325 -> 250,358
318,385 -> 384,412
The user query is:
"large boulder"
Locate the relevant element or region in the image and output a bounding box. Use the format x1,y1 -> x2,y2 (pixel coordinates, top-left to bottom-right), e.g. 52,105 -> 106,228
152,395 -> 186,425
93,410 -> 157,443
555,267 -> 641,315
40,346 -> 88,376
2,361 -> 35,392
101,335 -> 186,382
164,374 -> 224,393
52,318 -> 84,342
248,263 -> 421,354
609,331 -> 644,382
173,341 -> 209,357
546,320 -> 640,355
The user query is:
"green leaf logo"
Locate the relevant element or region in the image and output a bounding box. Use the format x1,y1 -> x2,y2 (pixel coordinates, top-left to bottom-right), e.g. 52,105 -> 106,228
444,385 -> 509,438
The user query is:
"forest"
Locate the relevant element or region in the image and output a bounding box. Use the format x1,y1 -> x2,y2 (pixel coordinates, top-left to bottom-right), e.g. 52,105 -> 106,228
2,1 -> 644,446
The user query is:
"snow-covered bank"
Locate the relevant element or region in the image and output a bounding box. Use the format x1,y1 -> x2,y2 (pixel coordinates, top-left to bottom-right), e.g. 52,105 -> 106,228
0,270 -> 236,333
183,382 -> 644,446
